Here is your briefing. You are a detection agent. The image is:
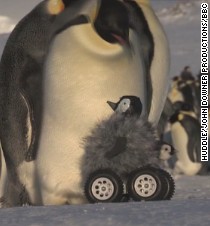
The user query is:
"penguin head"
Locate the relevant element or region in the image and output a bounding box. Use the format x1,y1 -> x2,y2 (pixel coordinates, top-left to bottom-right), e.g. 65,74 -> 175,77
171,75 -> 182,89
107,96 -> 142,117
159,142 -> 175,160
173,101 -> 194,113
94,0 -> 130,45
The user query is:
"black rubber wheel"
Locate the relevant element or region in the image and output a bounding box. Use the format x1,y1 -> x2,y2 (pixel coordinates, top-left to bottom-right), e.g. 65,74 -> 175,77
127,166 -> 164,201
156,168 -> 175,200
84,169 -> 124,203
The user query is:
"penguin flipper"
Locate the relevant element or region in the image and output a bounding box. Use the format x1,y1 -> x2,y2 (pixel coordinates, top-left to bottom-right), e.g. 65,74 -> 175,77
182,116 -> 201,163
124,1 -> 154,116
105,136 -> 127,160
20,54 -> 44,162
125,0 -> 170,125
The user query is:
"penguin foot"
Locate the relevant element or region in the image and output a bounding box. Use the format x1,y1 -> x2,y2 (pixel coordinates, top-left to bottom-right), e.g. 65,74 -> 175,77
0,196 -> 11,208
19,187 -> 31,206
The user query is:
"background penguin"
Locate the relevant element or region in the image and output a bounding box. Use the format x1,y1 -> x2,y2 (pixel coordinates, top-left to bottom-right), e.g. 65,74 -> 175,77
169,103 -> 206,176
32,0 -> 170,206
0,0 -> 89,207
159,142 -> 175,161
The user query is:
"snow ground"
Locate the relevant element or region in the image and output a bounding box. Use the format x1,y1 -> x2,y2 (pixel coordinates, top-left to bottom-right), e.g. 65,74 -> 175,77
0,1 -> 209,225
0,175 -> 209,226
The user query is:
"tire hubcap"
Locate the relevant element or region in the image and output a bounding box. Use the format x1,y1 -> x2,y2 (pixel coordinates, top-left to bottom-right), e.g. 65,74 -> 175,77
91,177 -> 115,200
134,174 -> 157,197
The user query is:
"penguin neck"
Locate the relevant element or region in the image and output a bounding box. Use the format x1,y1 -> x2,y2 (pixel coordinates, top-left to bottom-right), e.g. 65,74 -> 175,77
136,0 -> 150,6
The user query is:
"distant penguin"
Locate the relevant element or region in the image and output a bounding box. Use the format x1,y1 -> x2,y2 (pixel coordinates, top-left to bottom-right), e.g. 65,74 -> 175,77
24,0 -> 170,205
0,0 -> 88,207
168,80 -> 184,104
169,106 -> 204,175
157,97 -> 174,139
81,96 -> 161,183
180,66 -> 194,81
159,142 -> 175,161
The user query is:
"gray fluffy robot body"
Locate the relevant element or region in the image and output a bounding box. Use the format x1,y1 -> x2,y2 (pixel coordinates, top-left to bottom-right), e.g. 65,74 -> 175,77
82,96 -> 175,203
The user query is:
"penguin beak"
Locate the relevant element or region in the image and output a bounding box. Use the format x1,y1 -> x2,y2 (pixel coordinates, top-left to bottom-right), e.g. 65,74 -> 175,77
172,149 -> 178,155
171,148 -> 175,155
107,101 -> 117,111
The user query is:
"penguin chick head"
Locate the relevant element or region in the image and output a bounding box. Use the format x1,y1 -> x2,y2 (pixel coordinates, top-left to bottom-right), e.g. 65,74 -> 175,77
159,143 -> 175,160
94,0 -> 130,45
107,96 -> 142,117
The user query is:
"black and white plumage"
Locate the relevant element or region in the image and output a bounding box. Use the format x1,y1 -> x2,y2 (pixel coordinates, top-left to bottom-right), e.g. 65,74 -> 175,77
81,96 -> 161,182
169,104 -> 208,175
107,95 -> 142,117
159,142 -> 175,161
0,0 -> 87,207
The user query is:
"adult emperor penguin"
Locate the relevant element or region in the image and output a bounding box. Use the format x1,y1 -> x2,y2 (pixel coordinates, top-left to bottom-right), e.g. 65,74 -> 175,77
169,104 -> 205,176
0,0 -> 89,207
22,0 -> 169,205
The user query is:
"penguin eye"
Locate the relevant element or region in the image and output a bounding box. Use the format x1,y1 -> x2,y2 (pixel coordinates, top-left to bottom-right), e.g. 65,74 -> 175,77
163,144 -> 170,152
118,99 -> 130,113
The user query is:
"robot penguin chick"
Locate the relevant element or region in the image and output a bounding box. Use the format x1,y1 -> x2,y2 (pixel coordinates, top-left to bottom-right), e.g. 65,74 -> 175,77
81,96 -> 162,182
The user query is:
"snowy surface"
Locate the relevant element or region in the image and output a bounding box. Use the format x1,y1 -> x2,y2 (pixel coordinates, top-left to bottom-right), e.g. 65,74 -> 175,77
0,1 -> 209,225
0,175 -> 210,226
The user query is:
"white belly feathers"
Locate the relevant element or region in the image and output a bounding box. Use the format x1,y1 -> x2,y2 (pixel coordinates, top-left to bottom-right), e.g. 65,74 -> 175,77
33,24 -> 145,204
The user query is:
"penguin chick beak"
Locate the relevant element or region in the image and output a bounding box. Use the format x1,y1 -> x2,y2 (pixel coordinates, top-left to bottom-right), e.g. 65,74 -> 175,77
107,101 -> 117,111
172,149 -> 178,155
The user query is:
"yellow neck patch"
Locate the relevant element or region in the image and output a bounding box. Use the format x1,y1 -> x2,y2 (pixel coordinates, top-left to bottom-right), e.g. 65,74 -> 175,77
178,113 -> 184,121
135,0 -> 150,6
47,0 -> 65,15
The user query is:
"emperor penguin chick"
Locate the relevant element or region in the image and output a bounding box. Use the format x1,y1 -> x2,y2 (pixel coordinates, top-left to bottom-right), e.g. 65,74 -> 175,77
81,96 -> 161,183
